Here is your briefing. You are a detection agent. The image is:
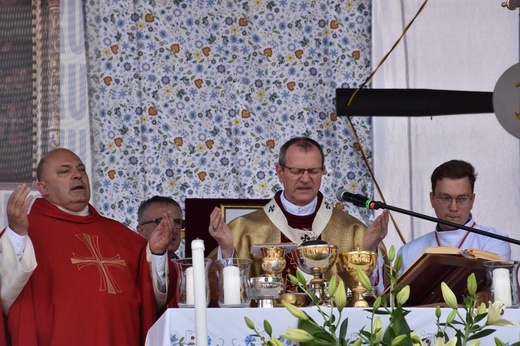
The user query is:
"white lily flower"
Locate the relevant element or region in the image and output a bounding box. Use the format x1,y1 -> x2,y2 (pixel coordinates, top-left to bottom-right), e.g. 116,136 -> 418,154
486,301 -> 516,326
435,336 -> 458,346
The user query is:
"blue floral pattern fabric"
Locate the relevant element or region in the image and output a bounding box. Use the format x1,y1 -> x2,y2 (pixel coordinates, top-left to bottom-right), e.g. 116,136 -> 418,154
84,0 -> 374,255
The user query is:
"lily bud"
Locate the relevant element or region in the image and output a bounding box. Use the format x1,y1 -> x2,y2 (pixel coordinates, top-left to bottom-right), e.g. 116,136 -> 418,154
446,310 -> 457,324
356,267 -> 372,291
475,301 -> 487,316
441,282 -> 458,309
296,270 -> 307,285
467,341 -> 480,346
394,254 -> 403,272
328,275 -> 337,297
269,338 -> 285,346
283,301 -> 309,321
334,280 -> 347,312
244,316 -> 255,330
373,296 -> 382,311
435,305 -> 441,318
388,245 -> 395,262
288,274 -> 299,286
352,338 -> 362,346
280,328 -> 314,343
263,320 -> 272,336
372,317 -> 383,344
494,337 -> 506,346
390,334 -> 407,346
467,273 -> 477,297
410,332 -> 423,345
396,285 -> 410,306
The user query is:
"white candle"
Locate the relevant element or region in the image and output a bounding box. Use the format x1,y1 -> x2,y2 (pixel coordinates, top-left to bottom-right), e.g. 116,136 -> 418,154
191,239 -> 207,346
223,265 -> 241,305
493,268 -> 513,306
185,267 -> 194,305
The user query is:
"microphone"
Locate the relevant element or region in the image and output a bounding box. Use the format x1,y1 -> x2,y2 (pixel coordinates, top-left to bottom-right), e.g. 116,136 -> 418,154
336,188 -> 382,209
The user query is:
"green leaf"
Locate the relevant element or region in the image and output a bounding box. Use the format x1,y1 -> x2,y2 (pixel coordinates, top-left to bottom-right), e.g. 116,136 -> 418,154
473,313 -> 487,324
467,328 -> 496,340
311,331 -> 338,345
382,306 -> 412,344
338,318 -> 349,341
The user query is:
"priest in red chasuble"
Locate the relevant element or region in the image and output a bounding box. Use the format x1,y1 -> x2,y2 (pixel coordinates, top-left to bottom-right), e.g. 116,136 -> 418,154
2,148 -> 175,346
208,137 -> 389,295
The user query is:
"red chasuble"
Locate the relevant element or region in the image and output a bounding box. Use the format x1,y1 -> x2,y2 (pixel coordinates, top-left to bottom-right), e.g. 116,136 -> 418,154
7,199 -> 156,346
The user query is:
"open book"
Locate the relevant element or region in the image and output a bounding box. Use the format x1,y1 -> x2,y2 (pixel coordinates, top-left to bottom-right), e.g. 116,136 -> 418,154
419,246 -> 504,261
393,247 -> 503,306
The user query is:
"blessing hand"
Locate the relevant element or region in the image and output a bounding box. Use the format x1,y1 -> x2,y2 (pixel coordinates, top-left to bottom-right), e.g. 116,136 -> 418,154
363,210 -> 389,252
149,211 -> 173,255
208,207 -> 233,258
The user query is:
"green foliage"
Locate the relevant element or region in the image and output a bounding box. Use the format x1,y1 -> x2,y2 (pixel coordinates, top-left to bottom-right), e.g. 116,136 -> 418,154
245,246 -> 517,346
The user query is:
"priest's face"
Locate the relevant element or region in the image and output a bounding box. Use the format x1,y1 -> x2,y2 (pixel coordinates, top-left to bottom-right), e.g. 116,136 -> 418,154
276,144 -> 325,206
429,177 -> 475,231
137,201 -> 183,258
36,149 -> 91,212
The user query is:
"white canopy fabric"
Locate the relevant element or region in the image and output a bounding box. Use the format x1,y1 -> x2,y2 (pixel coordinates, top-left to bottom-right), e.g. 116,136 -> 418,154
372,1 -> 520,259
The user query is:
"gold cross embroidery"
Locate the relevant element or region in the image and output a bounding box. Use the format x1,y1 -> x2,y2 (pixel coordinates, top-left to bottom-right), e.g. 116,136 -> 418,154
70,233 -> 127,294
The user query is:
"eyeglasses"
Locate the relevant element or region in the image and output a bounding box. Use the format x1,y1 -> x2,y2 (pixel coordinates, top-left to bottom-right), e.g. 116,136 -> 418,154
280,165 -> 324,177
140,217 -> 185,229
434,195 -> 473,207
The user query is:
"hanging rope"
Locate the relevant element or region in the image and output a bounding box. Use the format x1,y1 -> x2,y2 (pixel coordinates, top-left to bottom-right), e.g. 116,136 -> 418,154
346,0 -> 430,245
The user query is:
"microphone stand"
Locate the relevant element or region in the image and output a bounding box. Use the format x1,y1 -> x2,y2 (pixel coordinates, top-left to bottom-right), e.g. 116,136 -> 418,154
368,200 -> 520,247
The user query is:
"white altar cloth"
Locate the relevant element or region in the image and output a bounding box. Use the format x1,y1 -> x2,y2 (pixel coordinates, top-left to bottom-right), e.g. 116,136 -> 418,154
146,307 -> 520,345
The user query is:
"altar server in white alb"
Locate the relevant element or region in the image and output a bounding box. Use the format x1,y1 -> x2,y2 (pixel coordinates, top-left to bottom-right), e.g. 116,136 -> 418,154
398,160 -> 511,271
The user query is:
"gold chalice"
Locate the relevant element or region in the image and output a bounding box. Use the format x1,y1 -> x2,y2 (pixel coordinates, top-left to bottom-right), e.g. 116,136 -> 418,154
250,245 -> 288,308
292,242 -> 338,304
339,250 -> 377,308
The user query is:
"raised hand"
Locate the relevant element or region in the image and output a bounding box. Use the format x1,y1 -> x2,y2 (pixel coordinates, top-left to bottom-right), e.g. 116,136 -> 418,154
208,207 -> 233,258
363,210 -> 389,252
148,210 -> 173,255
7,184 -> 33,236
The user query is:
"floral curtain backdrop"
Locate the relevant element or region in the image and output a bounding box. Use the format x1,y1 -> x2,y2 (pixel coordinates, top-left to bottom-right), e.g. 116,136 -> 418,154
84,0 -> 374,256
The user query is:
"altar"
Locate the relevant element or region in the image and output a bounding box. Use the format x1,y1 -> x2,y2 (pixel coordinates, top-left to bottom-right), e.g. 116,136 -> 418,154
145,307 -> 520,345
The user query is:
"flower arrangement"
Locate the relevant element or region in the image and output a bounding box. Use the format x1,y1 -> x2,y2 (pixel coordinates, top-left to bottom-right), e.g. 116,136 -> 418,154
245,246 -> 519,346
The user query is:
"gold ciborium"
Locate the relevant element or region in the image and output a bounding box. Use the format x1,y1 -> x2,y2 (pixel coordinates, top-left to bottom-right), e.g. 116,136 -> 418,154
339,250 -> 377,308
292,241 -> 338,304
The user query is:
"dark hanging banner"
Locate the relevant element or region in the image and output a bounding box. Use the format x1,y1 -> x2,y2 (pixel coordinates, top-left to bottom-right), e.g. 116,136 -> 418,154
336,89 -> 494,117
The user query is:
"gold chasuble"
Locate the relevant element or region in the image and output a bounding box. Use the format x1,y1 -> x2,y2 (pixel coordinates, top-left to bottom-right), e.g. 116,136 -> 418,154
208,192 -> 381,304
7,199 -> 156,346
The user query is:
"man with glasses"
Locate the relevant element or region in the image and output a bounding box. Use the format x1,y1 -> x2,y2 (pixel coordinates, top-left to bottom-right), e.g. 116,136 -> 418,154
137,196 -> 184,260
137,196 -> 183,310
208,136 -> 389,294
398,159 -> 511,271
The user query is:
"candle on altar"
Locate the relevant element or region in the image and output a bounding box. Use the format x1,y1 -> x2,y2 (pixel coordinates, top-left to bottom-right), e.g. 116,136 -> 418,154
185,266 -> 194,305
192,239 -> 208,346
223,265 -> 241,305
493,267 -> 513,306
